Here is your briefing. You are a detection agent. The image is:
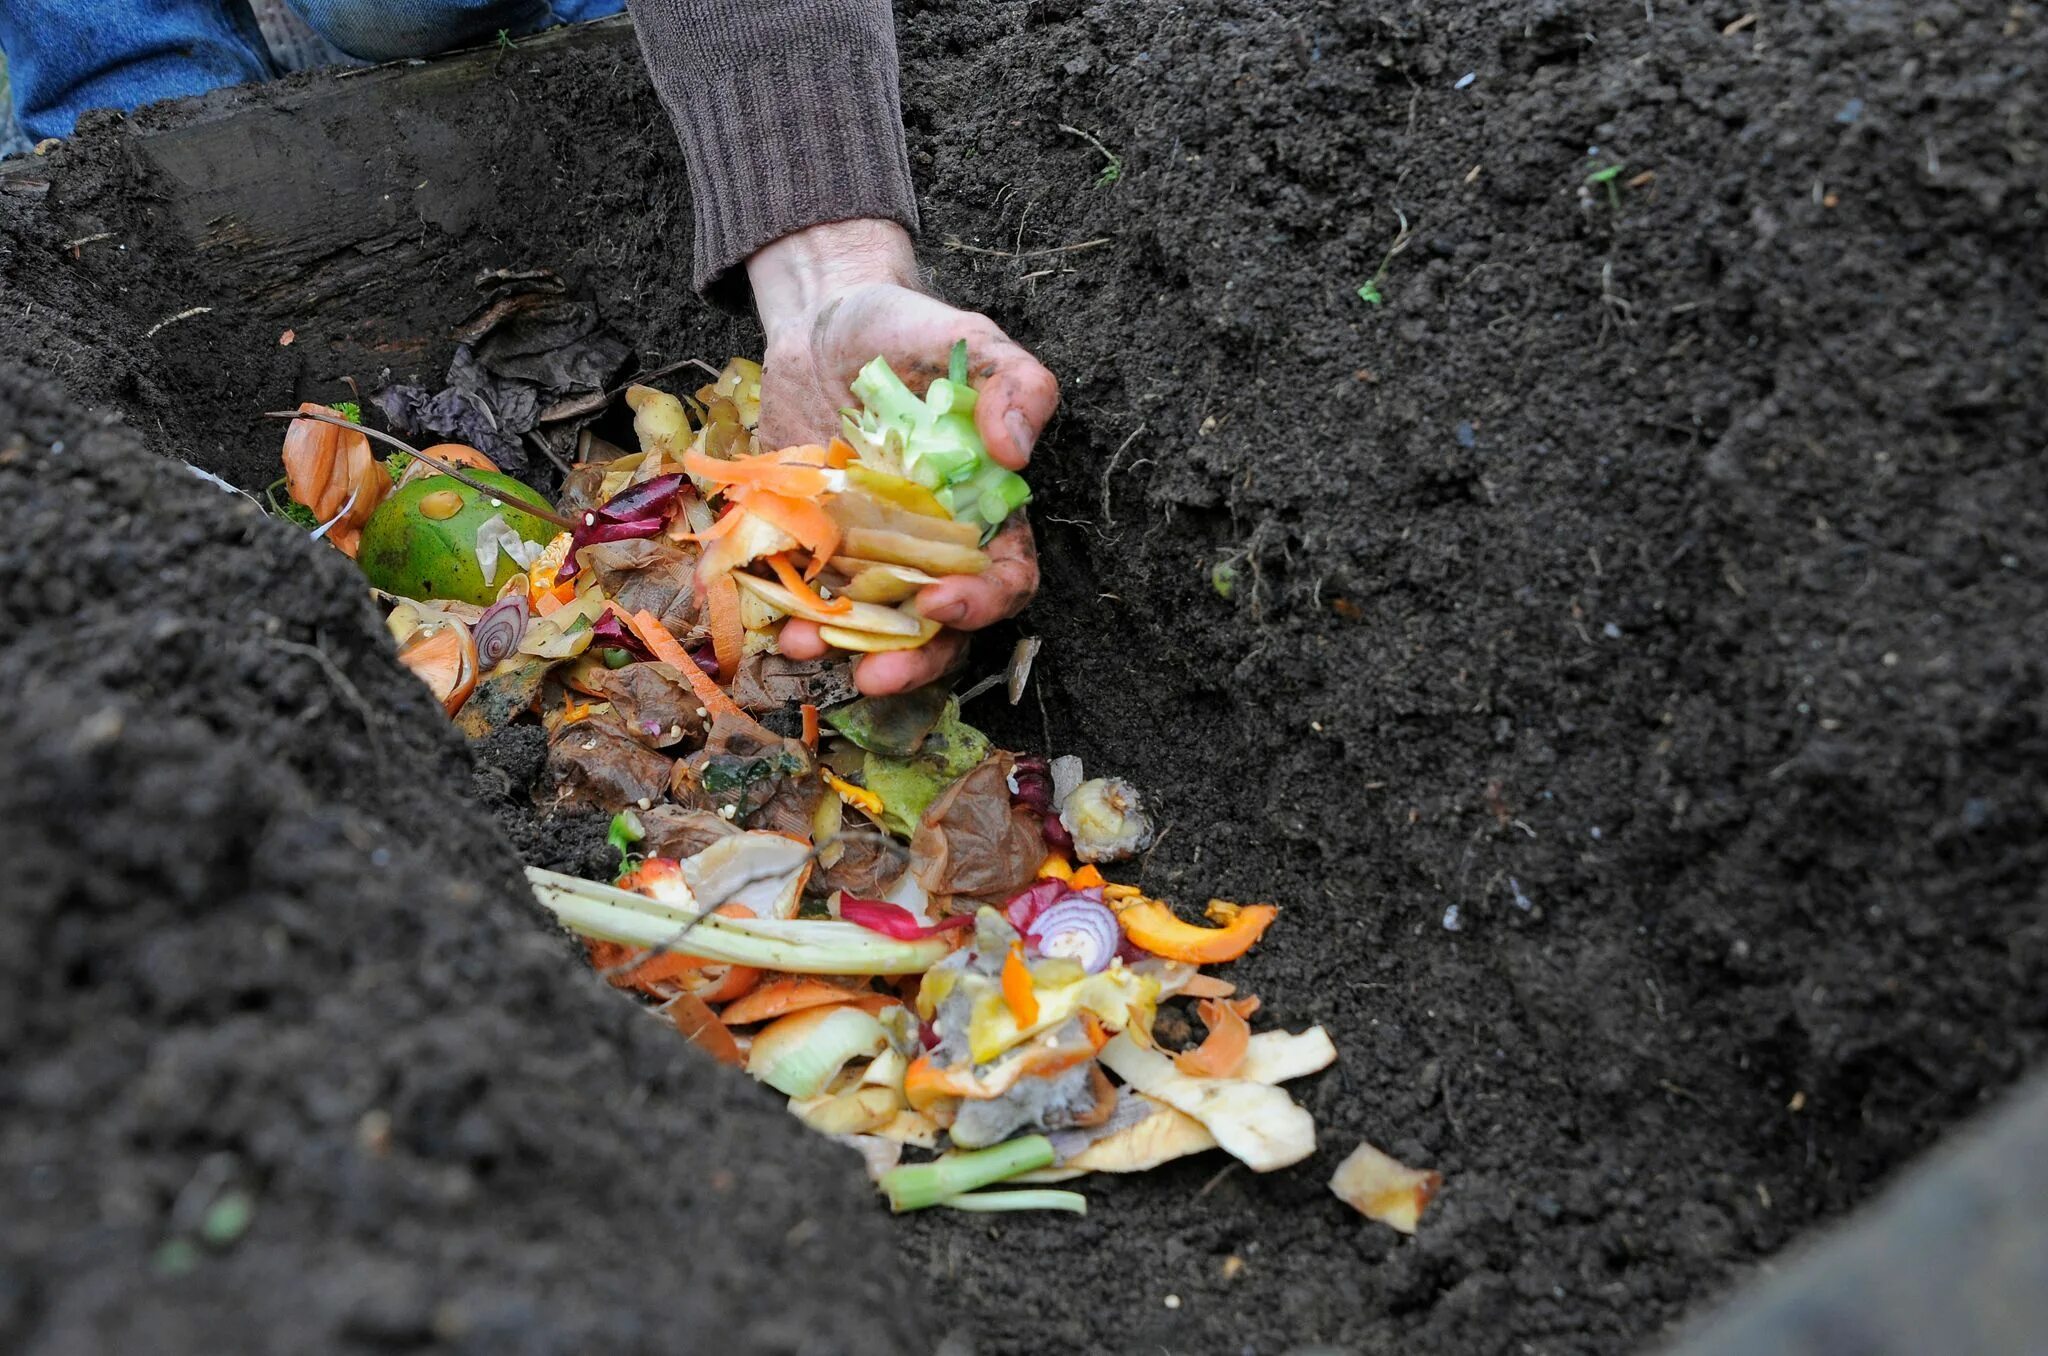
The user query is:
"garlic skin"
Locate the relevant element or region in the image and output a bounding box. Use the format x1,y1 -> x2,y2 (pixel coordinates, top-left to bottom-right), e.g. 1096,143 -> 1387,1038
1059,777 -> 1156,863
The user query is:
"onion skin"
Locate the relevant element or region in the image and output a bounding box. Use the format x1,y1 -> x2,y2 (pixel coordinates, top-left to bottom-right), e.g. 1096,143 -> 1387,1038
1010,759 -> 1054,814
473,594 -> 530,669
599,472 -> 689,523
589,612 -> 653,662
840,896 -> 976,942
1003,879 -> 1066,933
558,474 -> 690,582
1042,814 -> 1075,853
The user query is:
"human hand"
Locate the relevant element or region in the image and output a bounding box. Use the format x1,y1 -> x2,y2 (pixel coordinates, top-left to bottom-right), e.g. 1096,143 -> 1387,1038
747,219 -> 1057,695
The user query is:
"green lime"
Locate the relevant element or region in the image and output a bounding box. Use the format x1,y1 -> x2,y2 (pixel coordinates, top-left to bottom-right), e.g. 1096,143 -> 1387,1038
358,469 -> 559,605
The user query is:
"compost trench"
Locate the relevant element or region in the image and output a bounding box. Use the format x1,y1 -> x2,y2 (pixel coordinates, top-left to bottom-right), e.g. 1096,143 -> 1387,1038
3,4 -> 2044,1354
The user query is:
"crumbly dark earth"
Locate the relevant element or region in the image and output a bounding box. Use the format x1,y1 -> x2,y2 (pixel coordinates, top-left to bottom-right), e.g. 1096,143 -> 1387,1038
2,3 -> 2044,1355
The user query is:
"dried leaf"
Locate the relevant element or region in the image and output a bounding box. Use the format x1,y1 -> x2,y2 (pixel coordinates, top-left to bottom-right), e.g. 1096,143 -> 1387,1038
635,804 -> 740,860
729,654 -> 859,716
592,663 -> 705,749
547,716 -> 673,813
909,757 -> 1047,906
581,538 -> 699,633
861,699 -> 991,835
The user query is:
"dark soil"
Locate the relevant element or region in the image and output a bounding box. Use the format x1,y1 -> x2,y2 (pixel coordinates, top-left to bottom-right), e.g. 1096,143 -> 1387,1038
0,347 -> 931,1353
3,3 -> 2045,1355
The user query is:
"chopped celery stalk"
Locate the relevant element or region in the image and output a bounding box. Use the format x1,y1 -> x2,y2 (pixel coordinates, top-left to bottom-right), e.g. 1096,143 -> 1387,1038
847,353 -> 1030,532
949,337 -> 968,385
527,867 -> 953,975
880,1135 -> 1056,1212
936,460 -> 1032,536
938,1189 -> 1088,1216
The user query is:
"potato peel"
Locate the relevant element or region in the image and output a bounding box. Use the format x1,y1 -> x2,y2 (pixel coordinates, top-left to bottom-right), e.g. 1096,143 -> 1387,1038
1329,1140 -> 1442,1234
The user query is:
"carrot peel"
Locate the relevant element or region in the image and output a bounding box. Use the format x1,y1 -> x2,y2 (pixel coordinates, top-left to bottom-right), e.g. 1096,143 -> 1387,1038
1119,900 -> 1279,965
1001,943 -> 1039,1028
705,571 -> 745,683
767,552 -> 852,615
1174,997 -> 1251,1078
669,991 -> 744,1067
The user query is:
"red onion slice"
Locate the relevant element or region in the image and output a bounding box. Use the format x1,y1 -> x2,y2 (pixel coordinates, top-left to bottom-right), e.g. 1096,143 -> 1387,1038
473,593 -> 530,668
1025,897 -> 1121,974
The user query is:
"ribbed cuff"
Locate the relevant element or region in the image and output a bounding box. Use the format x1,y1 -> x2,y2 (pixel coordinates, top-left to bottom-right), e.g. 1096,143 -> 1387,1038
627,0 -> 920,307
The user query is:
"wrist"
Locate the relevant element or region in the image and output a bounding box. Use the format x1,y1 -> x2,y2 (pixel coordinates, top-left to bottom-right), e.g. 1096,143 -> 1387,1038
748,219 -> 919,346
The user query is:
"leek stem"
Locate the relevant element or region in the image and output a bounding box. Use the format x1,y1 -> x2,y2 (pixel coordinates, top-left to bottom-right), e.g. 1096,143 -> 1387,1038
528,868 -> 952,975
880,1136 -> 1055,1212
938,1189 -> 1087,1216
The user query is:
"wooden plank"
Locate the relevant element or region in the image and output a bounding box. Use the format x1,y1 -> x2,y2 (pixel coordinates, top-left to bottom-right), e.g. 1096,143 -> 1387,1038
1664,1072 -> 2048,1356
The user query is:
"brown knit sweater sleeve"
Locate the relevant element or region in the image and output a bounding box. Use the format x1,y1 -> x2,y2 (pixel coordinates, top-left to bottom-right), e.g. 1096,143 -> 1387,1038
625,0 -> 920,300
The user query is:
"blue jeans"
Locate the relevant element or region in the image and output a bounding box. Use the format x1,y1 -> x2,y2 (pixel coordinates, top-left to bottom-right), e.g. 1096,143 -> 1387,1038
0,0 -> 626,143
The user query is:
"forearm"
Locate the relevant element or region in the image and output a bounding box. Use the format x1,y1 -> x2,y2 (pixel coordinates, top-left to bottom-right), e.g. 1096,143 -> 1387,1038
624,0 -> 920,299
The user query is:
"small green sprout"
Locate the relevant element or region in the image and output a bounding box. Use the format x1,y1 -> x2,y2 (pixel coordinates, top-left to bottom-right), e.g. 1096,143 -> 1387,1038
496,28 -> 516,51
1586,163 -> 1626,209
1354,206 -> 1413,308
332,400 -> 361,423
200,1190 -> 255,1247
264,476 -> 320,530
1210,560 -> 1238,600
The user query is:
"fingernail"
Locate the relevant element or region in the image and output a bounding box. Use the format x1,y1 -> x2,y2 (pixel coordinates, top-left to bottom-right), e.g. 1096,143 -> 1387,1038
1004,410 -> 1036,460
929,601 -> 969,625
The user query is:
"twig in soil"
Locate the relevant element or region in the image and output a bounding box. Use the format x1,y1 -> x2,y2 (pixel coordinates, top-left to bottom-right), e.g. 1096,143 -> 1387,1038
1597,260 -> 1637,343
525,429 -> 574,477
63,230 -> 116,253
605,356 -> 721,399
144,306 -> 213,339
1057,124 -> 1123,187
1099,424 -> 1148,530
940,235 -> 1113,260
1440,1067 -> 1467,1143
259,409 -> 578,529
1194,1160 -> 1239,1199
265,636 -> 381,735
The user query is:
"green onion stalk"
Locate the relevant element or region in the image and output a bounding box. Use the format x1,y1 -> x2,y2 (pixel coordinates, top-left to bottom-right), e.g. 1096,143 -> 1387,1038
879,1135 -> 1057,1212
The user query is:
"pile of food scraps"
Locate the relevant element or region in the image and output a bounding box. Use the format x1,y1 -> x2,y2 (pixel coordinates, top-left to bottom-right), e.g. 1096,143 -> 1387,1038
268,345 -> 1439,1226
